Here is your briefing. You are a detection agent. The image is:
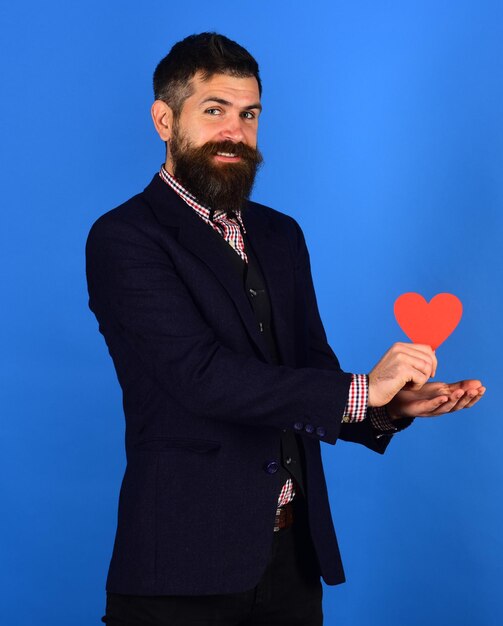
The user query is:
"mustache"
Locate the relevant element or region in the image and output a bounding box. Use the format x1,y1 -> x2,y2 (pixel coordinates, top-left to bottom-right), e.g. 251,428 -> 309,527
197,140 -> 263,163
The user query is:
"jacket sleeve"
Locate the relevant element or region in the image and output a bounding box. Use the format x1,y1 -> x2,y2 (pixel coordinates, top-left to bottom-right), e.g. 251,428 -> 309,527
291,220 -> 392,453
86,212 -> 352,445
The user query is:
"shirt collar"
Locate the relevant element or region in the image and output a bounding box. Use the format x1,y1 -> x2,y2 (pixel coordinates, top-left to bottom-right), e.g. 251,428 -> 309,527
159,165 -> 244,227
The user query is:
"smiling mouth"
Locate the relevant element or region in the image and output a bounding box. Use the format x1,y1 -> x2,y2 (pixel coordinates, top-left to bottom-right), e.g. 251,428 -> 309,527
216,152 -> 239,158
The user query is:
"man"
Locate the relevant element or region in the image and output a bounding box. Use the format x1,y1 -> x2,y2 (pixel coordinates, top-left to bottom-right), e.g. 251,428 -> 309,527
86,33 -> 484,625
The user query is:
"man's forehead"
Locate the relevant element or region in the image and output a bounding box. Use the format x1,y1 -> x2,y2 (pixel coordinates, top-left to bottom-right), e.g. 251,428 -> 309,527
188,71 -> 261,104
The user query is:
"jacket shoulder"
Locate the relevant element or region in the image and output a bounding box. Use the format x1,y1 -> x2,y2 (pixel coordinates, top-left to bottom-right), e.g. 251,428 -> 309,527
246,198 -> 307,260
86,173 -> 175,247
247,198 -> 304,239
87,191 -> 152,238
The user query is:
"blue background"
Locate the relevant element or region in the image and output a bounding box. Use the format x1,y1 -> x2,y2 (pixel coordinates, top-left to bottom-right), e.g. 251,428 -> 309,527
1,1 -> 501,624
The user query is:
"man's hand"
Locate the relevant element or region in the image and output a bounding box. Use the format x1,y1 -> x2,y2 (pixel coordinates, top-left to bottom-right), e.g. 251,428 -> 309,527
368,342 -> 438,407
386,380 -> 485,419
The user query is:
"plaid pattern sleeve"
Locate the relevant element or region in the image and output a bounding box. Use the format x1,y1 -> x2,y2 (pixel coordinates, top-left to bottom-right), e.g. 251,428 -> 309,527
342,374 -> 368,423
342,375 -> 414,435
370,407 -> 415,437
369,406 -> 397,431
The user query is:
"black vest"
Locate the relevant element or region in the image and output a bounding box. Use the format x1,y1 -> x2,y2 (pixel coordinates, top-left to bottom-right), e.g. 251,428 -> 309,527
210,222 -> 306,497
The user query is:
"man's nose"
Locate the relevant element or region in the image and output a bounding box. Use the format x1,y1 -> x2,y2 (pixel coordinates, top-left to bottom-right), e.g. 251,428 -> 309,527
219,115 -> 246,142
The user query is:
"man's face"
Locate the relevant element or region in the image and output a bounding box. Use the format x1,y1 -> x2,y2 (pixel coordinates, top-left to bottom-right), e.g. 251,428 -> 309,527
166,72 -> 263,214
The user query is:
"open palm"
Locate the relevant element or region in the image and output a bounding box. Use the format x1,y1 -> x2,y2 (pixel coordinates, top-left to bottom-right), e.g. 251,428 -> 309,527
387,379 -> 485,419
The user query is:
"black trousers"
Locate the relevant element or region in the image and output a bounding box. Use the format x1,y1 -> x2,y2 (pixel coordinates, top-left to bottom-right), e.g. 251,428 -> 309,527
102,500 -> 323,626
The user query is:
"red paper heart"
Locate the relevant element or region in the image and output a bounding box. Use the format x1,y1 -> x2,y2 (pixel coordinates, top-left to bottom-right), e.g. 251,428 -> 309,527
394,293 -> 463,349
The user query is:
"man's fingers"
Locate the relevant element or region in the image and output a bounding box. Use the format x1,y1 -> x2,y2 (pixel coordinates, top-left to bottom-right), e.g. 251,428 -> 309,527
445,379 -> 483,394
422,388 -> 464,414
414,396 -> 450,415
390,381 -> 485,418
426,387 -> 485,415
390,347 -> 435,381
448,392 -> 472,412
463,387 -> 485,409
459,379 -> 483,390
431,387 -> 481,414
405,356 -> 434,389
397,343 -> 436,379
400,342 -> 434,356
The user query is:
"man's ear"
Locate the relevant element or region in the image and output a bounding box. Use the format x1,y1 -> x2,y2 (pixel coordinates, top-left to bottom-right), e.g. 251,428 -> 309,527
151,100 -> 174,142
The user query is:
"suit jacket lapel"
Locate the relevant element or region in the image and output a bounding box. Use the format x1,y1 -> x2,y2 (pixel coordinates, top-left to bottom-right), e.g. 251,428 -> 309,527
144,175 -> 271,362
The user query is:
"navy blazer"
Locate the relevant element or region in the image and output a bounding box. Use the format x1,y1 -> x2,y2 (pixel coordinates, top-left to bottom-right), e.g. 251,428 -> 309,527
86,173 -> 391,596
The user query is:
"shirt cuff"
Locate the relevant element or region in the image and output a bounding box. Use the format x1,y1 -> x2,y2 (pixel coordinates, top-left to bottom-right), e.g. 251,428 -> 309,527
369,406 -> 397,432
342,375 -> 415,435
342,374 -> 368,423
370,406 -> 415,438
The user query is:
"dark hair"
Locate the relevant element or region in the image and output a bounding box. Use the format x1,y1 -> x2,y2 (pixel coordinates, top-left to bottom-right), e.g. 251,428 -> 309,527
153,32 -> 261,117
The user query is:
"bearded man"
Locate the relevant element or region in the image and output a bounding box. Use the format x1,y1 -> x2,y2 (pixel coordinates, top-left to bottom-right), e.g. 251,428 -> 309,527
86,33 -> 484,626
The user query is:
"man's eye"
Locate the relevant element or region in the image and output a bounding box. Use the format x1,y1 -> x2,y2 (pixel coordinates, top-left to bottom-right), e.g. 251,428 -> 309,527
205,108 -> 221,115
242,111 -> 255,119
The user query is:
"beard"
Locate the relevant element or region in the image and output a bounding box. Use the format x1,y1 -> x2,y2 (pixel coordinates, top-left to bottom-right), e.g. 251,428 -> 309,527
168,123 -> 263,215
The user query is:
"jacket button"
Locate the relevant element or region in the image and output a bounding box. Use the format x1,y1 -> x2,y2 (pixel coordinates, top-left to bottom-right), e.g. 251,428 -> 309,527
316,427 -> 326,437
293,422 -> 304,431
305,424 -> 315,434
264,461 -> 279,474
